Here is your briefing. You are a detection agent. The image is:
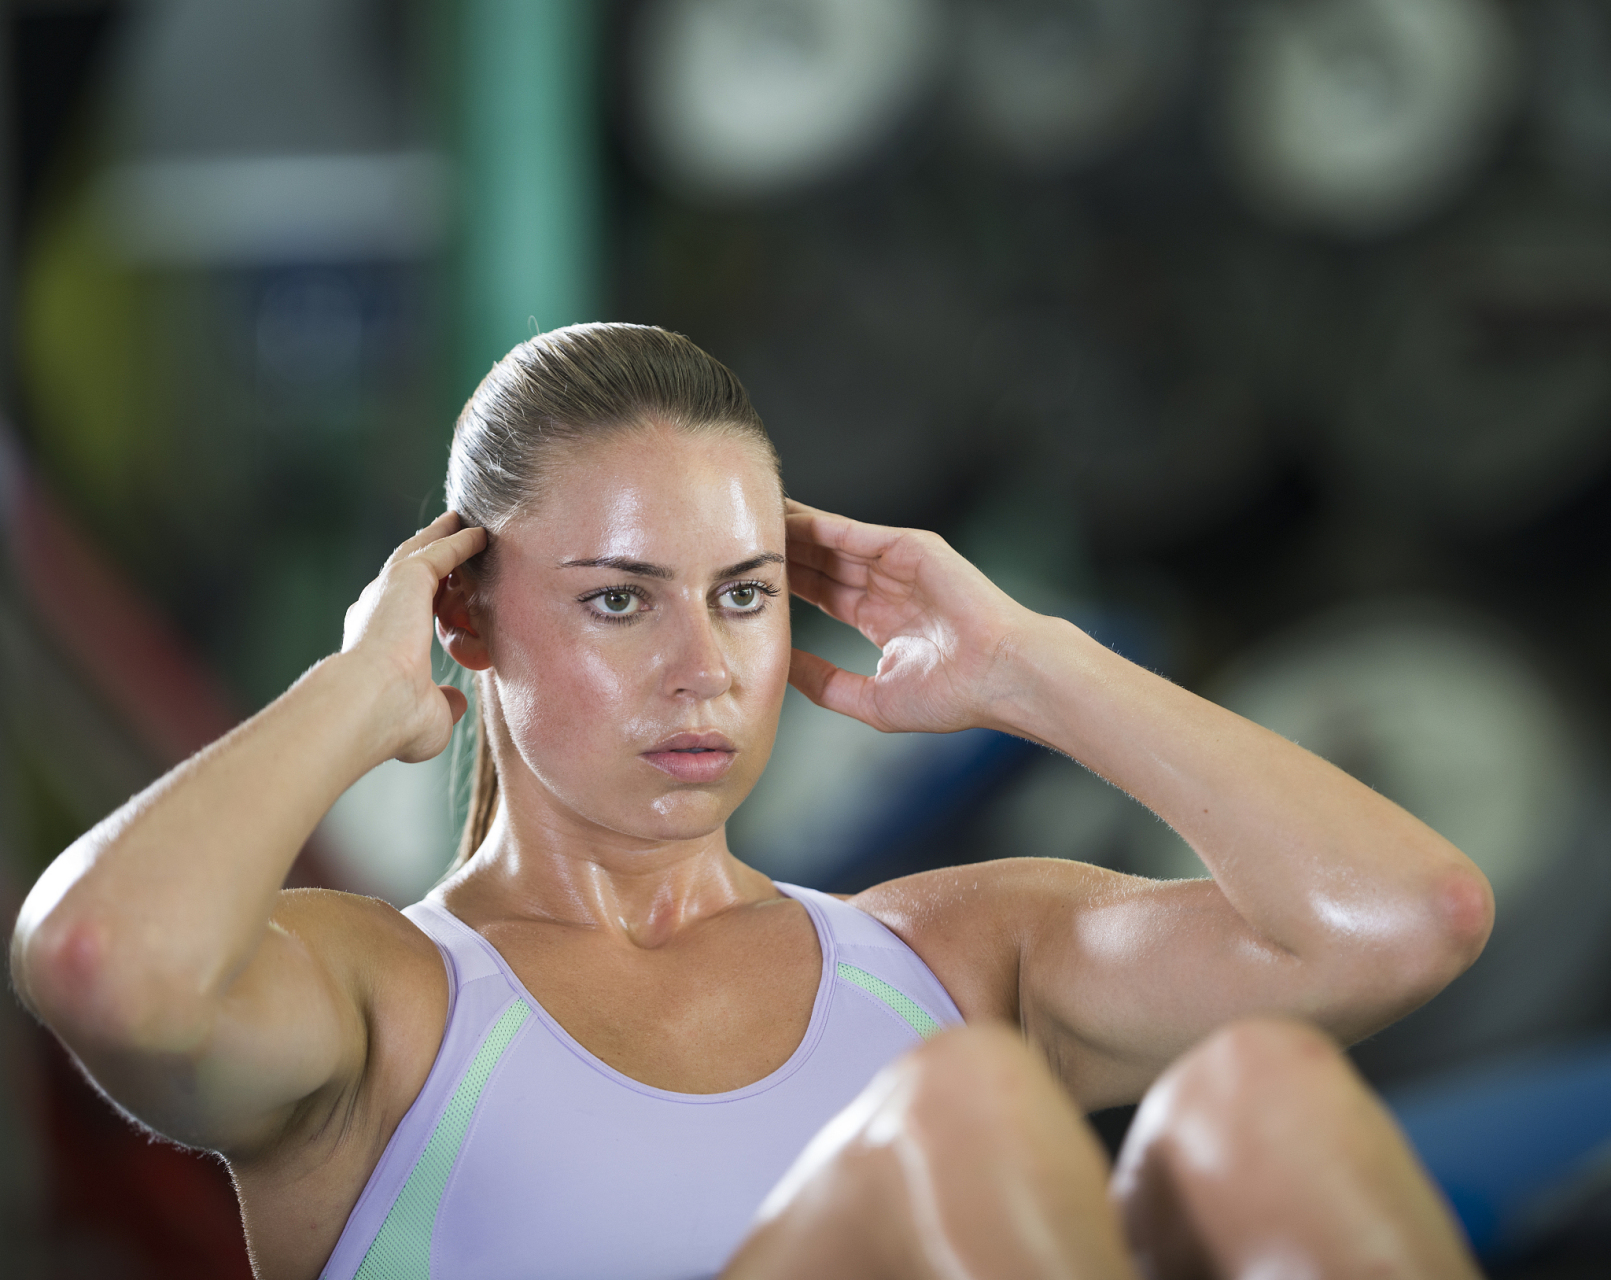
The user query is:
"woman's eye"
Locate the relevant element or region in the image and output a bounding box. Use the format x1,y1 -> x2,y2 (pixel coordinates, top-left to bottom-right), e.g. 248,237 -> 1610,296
721,585 -> 762,611
597,590 -> 640,616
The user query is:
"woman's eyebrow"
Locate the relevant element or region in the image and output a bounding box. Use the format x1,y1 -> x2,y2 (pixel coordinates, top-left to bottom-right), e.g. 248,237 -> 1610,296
716,553 -> 785,579
558,552 -> 784,580
560,556 -> 673,579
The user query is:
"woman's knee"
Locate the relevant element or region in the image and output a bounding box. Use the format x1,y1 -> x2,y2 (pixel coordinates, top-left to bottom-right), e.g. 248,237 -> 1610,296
890,1025 -> 1081,1150
736,1027 -> 1133,1279
1111,1025 -> 1482,1280
1111,1020 -> 1365,1275
1115,1016 -> 1374,1200
1146,1018 -> 1348,1133
753,1028 -> 1040,1205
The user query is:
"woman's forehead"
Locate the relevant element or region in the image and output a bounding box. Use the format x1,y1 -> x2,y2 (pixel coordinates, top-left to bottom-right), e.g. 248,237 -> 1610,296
507,431 -> 785,570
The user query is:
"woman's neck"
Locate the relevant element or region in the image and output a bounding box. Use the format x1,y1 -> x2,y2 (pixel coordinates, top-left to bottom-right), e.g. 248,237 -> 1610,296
436,800 -> 777,950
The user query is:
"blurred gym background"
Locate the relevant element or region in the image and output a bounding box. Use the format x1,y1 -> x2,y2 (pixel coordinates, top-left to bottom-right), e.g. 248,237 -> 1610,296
2,0 -> 1610,1274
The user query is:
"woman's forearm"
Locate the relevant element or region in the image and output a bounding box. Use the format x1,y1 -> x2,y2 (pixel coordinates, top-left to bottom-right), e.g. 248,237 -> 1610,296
985,616 -> 1493,972
11,652 -> 398,1050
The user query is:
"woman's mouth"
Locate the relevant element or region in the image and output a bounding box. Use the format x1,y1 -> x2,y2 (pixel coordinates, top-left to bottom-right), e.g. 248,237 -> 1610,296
640,732 -> 737,783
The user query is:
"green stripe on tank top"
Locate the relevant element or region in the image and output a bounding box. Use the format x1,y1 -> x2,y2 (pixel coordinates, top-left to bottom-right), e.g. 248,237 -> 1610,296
836,962 -> 941,1039
354,999 -> 531,1280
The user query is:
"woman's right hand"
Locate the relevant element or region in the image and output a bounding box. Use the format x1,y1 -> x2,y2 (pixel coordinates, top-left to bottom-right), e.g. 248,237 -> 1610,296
341,511 -> 487,764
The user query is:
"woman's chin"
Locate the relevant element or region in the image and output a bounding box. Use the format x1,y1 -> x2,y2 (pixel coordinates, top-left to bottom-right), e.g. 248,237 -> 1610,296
551,788 -> 739,848
535,765 -> 760,848
638,792 -> 740,843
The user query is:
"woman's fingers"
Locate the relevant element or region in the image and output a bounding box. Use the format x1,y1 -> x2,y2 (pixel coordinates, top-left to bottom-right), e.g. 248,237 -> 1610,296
412,525 -> 488,581
788,562 -> 873,627
438,683 -> 469,725
785,501 -> 903,564
787,538 -> 871,589
789,649 -> 879,726
386,511 -> 462,566
343,523 -> 485,660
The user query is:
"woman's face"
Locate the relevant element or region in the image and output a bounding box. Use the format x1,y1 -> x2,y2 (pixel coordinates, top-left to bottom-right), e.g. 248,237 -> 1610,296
475,427 -> 791,845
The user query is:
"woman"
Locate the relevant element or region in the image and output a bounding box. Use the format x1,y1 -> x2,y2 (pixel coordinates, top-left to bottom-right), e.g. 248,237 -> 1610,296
12,324 -> 1490,1278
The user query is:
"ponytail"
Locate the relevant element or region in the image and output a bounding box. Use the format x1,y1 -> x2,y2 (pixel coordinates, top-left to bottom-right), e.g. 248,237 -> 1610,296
452,696 -> 500,871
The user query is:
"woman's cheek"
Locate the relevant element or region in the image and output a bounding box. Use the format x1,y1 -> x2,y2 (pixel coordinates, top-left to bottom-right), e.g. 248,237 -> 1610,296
567,642 -> 642,728
502,634 -> 644,757
740,614 -> 793,706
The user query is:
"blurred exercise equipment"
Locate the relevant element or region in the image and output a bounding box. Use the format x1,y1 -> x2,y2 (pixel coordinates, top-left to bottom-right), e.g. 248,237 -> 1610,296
19,0 -> 449,715
1130,600 -> 1611,1079
973,258 -> 1273,547
19,0 -> 458,900
956,0 -> 1194,173
0,421 -> 238,771
1329,191 -> 1611,533
459,0 -> 601,384
728,227 -> 978,527
99,150 -> 448,268
1217,0 -> 1520,236
631,0 -> 945,201
1534,0 -> 1611,197
102,0 -> 445,267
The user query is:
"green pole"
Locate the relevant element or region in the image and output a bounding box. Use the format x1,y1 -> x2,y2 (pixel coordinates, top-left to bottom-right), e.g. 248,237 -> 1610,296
458,0 -> 601,399
445,0 -> 601,841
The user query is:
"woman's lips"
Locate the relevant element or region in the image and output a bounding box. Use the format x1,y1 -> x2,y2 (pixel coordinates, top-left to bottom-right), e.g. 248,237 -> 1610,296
641,749 -> 736,783
640,732 -> 737,783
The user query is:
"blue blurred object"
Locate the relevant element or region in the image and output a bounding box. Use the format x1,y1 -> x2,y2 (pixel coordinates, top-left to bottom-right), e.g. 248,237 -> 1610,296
731,601 -> 1169,890
1389,1038 -> 1611,1261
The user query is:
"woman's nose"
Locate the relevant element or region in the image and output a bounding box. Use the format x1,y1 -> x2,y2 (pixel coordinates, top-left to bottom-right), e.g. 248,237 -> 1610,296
662,612 -> 732,700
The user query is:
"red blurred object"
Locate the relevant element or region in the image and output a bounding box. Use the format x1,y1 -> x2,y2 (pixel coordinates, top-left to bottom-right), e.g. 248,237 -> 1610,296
42,1035 -> 254,1280
1,428 -> 239,765
0,423 -> 339,872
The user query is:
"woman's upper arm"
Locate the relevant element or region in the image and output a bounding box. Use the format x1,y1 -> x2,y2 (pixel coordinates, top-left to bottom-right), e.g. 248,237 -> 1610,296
39,890 -> 433,1159
857,858 -> 1407,1110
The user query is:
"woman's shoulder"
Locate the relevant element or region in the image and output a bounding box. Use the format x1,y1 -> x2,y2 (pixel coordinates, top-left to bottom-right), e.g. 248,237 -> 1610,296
236,890 -> 452,1279
269,887 -> 448,1005
241,888 -> 450,1158
272,884 -> 440,940
850,857 -> 1121,923
846,858 -> 1122,1023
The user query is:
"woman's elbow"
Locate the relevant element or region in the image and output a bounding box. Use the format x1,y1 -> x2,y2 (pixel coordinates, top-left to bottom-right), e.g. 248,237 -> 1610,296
1430,862 -> 1496,977
1307,858 -> 1494,1026
1349,862 -> 1495,1014
15,909 -> 117,1034
13,909 -> 210,1055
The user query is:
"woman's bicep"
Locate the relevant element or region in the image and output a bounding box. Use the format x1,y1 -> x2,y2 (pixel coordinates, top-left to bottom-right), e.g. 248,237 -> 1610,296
1020,874 -> 1375,1108
858,859 -> 1334,1106
59,892 -> 378,1158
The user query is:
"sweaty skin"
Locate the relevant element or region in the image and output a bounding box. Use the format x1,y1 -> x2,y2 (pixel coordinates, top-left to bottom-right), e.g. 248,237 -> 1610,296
10,425 -> 1492,1279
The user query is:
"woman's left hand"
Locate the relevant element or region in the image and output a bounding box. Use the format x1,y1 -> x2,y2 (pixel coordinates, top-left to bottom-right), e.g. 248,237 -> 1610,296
785,499 -> 1036,734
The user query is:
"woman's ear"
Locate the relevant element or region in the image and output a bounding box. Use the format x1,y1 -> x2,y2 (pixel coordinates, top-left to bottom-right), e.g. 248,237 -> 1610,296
435,570 -> 492,671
